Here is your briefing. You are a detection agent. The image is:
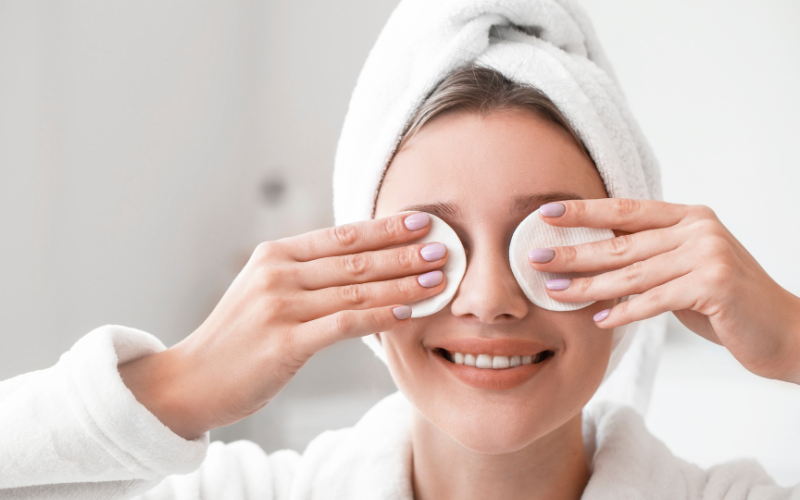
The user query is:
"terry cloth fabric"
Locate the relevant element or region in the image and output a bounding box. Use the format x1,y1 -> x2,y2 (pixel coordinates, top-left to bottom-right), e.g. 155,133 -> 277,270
333,0 -> 665,416
1,327 -> 795,498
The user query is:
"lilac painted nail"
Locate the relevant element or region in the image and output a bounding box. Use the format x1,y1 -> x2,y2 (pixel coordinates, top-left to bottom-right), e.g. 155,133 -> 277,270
528,248 -> 555,263
540,202 -> 566,217
545,278 -> 572,291
393,305 -> 412,320
404,213 -> 430,231
420,242 -> 446,262
593,309 -> 611,322
418,270 -> 444,288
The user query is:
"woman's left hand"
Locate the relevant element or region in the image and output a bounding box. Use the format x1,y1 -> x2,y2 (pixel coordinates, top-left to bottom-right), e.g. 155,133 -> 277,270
529,199 -> 800,385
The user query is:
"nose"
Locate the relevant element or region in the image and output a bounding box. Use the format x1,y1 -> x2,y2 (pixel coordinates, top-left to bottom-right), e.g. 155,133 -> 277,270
449,243 -> 530,324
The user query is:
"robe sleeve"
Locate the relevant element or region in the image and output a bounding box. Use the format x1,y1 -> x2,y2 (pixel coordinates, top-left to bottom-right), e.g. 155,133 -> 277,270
0,326 -> 299,500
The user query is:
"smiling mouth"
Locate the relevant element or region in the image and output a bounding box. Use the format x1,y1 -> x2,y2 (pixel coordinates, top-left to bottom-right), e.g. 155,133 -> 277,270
435,348 -> 554,369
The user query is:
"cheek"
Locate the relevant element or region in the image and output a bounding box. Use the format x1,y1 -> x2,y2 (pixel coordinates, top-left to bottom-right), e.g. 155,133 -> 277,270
379,308 -> 614,454
379,320 -> 437,399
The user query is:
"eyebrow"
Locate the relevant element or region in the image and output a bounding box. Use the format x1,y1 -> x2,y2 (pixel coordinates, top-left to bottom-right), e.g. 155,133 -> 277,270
399,201 -> 461,221
510,192 -> 585,215
398,192 -> 584,220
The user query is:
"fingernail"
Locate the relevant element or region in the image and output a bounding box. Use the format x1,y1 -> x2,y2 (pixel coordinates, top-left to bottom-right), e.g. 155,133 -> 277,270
418,270 -> 444,288
420,242 -> 446,262
593,309 -> 611,322
540,203 -> 566,217
545,278 -> 572,291
404,213 -> 430,231
528,248 -> 555,263
393,305 -> 412,320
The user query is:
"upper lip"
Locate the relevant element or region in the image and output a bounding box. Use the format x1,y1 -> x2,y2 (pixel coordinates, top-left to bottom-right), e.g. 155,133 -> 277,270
431,337 -> 553,357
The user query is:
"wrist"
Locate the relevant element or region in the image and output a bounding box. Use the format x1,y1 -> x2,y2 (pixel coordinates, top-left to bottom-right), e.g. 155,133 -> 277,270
786,293 -> 800,385
769,290 -> 800,385
119,345 -> 212,440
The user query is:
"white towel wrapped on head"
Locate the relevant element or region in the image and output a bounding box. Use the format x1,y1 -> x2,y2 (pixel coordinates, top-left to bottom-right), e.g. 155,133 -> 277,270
333,0 -> 665,415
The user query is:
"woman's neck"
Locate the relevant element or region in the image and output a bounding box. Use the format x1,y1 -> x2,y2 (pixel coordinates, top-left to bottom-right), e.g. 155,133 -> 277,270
410,410 -> 589,500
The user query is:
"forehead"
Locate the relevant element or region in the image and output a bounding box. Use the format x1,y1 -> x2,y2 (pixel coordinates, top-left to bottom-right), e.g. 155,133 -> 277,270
375,109 -> 607,218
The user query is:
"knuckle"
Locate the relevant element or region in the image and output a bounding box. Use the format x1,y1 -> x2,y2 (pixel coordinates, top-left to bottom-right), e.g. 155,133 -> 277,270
393,278 -> 414,298
705,262 -> 731,288
396,247 -> 417,270
612,198 -> 642,216
255,264 -> 285,290
559,246 -> 578,263
343,253 -> 369,277
699,233 -> 732,261
340,283 -> 369,306
253,241 -> 282,262
368,308 -> 385,329
333,224 -> 359,248
642,287 -> 663,306
333,311 -> 355,334
575,276 -> 594,293
621,261 -> 645,285
614,299 -> 629,317
569,201 -> 588,220
690,204 -> 717,221
606,234 -> 633,258
265,294 -> 289,314
691,218 -> 722,236
381,217 -> 405,241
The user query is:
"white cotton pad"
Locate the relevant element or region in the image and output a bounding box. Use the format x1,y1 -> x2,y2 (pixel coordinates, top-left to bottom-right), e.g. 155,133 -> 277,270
509,209 -> 615,311
403,212 -> 467,317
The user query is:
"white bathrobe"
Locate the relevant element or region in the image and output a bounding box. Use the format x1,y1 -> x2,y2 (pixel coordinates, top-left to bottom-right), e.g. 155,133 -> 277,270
0,326 -> 797,499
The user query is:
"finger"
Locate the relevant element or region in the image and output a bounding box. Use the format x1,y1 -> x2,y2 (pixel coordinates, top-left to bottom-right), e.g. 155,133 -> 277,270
298,242 -> 448,289
279,212 -> 431,262
293,272 -> 446,321
540,199 -> 691,233
292,304 -> 413,356
544,247 -> 692,303
590,274 -> 699,329
529,226 -> 683,274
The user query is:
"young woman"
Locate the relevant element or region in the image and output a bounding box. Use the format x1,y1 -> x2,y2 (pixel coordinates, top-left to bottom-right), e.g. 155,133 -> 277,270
2,1 -> 798,499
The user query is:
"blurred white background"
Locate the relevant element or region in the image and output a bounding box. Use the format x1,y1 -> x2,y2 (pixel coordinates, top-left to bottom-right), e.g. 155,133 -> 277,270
1,0 -> 798,486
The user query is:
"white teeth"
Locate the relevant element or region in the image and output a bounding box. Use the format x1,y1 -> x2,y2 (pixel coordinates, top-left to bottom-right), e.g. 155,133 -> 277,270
492,356 -> 510,369
476,354 -> 492,369
449,352 -> 541,370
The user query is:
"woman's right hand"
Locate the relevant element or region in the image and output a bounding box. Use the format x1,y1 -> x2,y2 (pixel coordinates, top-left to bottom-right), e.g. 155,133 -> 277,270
119,212 -> 447,440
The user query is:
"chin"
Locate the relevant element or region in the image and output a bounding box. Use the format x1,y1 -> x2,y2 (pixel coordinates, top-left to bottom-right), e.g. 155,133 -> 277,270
414,384 -> 581,454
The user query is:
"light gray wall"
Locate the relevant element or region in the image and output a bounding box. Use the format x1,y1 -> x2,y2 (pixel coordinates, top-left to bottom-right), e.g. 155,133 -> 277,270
0,1 -> 262,375
0,0 -> 400,452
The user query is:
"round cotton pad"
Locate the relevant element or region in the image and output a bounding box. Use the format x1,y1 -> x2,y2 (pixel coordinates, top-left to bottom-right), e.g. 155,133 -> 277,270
403,212 -> 467,317
509,209 -> 615,312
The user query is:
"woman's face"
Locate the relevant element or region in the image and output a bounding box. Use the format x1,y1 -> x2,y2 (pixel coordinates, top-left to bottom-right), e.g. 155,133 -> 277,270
374,108 -> 615,454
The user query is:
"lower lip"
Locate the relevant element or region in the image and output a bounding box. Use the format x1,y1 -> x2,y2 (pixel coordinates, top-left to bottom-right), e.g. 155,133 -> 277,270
433,352 -> 550,390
